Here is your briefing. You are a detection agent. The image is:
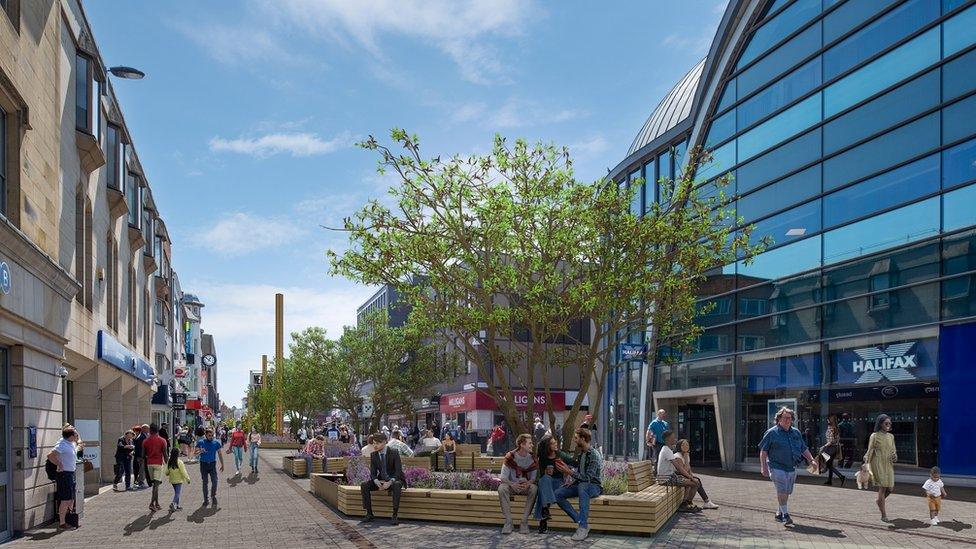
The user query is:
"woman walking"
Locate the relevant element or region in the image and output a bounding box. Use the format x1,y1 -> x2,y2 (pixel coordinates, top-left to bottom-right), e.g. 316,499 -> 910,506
533,434 -> 577,533
675,439 -> 719,509
166,447 -> 190,511
248,426 -> 262,474
227,423 -> 247,476
865,414 -> 897,521
820,414 -> 846,486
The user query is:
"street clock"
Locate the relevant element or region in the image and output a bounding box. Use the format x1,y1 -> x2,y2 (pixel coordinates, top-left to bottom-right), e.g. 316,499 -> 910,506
202,354 -> 217,367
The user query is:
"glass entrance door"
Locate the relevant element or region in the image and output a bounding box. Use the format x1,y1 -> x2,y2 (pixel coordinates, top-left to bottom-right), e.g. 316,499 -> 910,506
678,404 -> 722,467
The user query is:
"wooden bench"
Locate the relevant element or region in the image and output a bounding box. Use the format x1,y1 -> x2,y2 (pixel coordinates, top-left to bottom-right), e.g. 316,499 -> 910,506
430,454 -> 504,472
283,455 -> 326,477
625,460 -> 684,517
309,474 -> 678,535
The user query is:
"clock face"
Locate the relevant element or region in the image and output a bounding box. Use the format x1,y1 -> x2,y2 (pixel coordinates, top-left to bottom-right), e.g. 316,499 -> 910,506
202,354 -> 216,367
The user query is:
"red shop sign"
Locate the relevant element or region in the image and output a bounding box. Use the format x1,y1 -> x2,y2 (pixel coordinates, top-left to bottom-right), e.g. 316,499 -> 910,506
502,390 -> 566,411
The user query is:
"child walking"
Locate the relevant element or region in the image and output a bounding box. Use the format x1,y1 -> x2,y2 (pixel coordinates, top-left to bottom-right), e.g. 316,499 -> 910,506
167,447 -> 190,511
922,466 -> 947,525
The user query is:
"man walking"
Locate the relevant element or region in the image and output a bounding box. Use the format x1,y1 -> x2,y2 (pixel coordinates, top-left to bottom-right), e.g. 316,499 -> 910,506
759,407 -> 817,525
194,427 -> 224,507
133,424 -> 148,488
497,434 -> 539,534
47,426 -> 80,530
554,428 -> 603,541
143,423 -> 168,511
360,432 -> 405,525
646,409 -> 669,467
113,430 -> 135,491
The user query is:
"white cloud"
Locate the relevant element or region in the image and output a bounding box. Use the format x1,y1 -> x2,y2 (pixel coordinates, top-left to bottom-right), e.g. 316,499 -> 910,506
174,22 -> 310,68
267,0 -> 534,84
195,213 -> 306,256
450,98 -> 586,129
189,279 -> 376,406
568,135 -> 609,157
208,131 -> 355,158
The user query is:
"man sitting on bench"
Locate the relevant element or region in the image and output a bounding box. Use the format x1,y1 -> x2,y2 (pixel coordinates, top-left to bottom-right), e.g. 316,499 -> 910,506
360,432 -> 406,526
657,430 -> 700,512
554,428 -> 603,541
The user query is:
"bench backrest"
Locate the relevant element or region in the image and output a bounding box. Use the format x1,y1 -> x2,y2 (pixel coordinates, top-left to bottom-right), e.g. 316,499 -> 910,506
626,460 -> 654,493
455,444 -> 482,456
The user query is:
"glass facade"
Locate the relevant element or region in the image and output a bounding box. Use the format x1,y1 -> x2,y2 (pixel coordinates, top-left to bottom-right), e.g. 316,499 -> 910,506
605,0 -> 976,476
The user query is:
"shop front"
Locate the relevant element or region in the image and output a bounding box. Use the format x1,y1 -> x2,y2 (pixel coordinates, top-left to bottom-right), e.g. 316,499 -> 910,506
439,389 -> 569,443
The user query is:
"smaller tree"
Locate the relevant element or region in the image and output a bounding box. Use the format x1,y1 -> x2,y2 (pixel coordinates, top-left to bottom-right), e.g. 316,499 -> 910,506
280,327 -> 335,430
247,380 -> 277,434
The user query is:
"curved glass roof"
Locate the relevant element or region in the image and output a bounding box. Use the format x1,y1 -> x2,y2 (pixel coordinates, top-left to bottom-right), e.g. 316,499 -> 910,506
627,57 -> 707,156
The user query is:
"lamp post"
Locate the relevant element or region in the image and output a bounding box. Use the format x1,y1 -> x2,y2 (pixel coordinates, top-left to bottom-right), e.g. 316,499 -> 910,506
107,66 -> 145,80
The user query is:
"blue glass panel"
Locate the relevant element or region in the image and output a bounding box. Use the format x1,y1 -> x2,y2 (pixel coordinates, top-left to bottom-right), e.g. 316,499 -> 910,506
737,235 -> 822,287
944,0 -> 969,13
823,154 -> 939,229
824,0 -> 939,81
737,93 -> 821,162
823,69 -> 940,155
738,0 -> 821,69
944,94 -> 976,144
737,58 -> 821,130
823,112 -> 940,191
738,22 -> 822,98
657,149 -> 672,183
674,141 -> 688,175
944,183 -> 976,231
824,0 -> 900,44
943,138 -> 976,189
738,165 -> 820,221
705,110 -> 735,148
943,48 -> 976,101
745,199 -> 821,248
944,3 -> 976,57
717,79 -> 736,112
698,141 -> 735,182
824,27 -> 940,117
737,128 -> 821,194
823,197 -> 939,264
643,161 -> 656,212
629,169 -> 642,216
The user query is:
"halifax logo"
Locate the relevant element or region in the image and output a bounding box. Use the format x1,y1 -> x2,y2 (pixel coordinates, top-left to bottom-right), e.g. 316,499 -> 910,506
851,341 -> 917,384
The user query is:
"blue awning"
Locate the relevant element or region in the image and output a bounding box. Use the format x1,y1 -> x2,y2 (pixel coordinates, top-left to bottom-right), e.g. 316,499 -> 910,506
97,330 -> 155,384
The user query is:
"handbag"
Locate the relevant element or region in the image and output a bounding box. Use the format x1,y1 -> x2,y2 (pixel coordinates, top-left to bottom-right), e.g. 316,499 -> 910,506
65,499 -> 79,528
83,460 -> 94,473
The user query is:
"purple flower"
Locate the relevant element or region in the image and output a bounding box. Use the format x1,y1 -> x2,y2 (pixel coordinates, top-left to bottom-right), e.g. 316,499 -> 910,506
404,467 -> 432,488
344,456 -> 371,485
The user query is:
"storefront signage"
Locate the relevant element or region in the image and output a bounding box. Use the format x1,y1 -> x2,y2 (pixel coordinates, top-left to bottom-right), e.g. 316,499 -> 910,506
826,382 -> 939,402
833,338 -> 937,385
619,343 -> 646,361
440,390 -> 567,413
172,393 -> 187,405
174,365 -> 187,378
0,261 -> 11,295
97,331 -> 154,384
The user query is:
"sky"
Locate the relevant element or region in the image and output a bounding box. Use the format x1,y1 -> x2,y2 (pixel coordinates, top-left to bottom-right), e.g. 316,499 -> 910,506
85,0 -> 728,407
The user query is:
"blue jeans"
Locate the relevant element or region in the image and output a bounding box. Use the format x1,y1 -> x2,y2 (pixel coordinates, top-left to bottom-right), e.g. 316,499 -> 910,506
171,483 -> 183,505
231,446 -> 244,470
249,443 -> 259,468
534,475 -> 562,519
200,461 -> 217,501
444,452 -> 454,470
554,482 -> 602,529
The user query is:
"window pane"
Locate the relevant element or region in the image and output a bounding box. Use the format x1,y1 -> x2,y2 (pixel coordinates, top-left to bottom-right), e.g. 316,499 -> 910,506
823,112 -> 939,191
738,0 -> 821,69
943,137 -> 976,189
822,282 -> 939,339
823,197 -> 939,264
687,325 -> 734,360
696,296 -> 734,327
943,94 -> 976,144
705,110 -> 735,148
745,199 -> 821,249
737,128 -> 821,194
943,3 -> 976,57
737,235 -> 822,287
717,79 -> 736,112
823,0 -> 939,81
643,161 -> 656,212
629,169 -> 642,216
823,69 -> 939,155
738,22 -> 822,98
943,48 -> 976,101
944,0 -> 969,14
105,126 -> 118,190
737,93 -> 821,162
824,27 -> 939,117
75,55 -> 89,132
737,58 -> 821,131
942,229 -> 976,320
824,0 -> 900,44
944,182 -> 976,232
823,154 -> 939,229
0,110 -> 5,215
736,306 -> 819,351
824,240 -> 940,301
738,165 -> 820,222
698,141 -> 735,182
697,263 -> 737,298
739,273 -> 820,316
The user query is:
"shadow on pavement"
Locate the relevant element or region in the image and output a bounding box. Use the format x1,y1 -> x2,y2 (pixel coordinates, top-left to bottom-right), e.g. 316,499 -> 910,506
186,505 -> 219,524
148,511 -> 176,529
888,518 -> 931,530
227,474 -> 243,488
939,519 -> 973,532
22,528 -> 62,542
122,513 -> 153,536
784,523 -> 846,538
244,472 -> 260,485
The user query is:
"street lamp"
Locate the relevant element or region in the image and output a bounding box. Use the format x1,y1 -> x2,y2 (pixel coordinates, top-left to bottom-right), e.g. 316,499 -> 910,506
107,65 -> 145,80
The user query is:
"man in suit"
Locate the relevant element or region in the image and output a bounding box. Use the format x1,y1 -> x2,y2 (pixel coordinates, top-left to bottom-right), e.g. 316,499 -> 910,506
360,432 -> 406,525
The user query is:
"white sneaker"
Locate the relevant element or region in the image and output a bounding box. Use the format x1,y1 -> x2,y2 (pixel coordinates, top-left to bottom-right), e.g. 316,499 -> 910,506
702,501 -> 719,509
930,518 -> 938,525
169,503 -> 176,512
112,483 -> 120,492
571,527 -> 590,541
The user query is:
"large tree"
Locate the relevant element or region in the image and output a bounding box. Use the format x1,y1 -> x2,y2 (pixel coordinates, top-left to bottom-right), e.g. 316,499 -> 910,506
330,130 -> 760,445
279,327 -> 335,431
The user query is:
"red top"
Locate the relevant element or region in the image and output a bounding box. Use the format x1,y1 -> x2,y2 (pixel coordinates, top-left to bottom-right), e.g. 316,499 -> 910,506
229,430 -> 247,448
143,434 -> 167,466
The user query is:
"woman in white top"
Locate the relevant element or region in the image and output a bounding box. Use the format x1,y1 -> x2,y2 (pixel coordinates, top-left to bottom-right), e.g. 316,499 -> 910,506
675,439 -> 719,509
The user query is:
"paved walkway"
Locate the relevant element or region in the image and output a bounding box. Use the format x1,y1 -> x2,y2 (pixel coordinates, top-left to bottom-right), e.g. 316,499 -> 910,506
9,450 -> 975,548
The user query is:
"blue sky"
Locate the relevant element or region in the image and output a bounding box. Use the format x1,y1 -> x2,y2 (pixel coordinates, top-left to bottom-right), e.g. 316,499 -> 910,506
86,0 -> 727,406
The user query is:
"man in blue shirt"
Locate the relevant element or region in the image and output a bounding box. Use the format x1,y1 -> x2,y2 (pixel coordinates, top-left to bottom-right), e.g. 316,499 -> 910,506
194,427 -> 225,507
646,409 -> 669,467
758,407 -> 817,525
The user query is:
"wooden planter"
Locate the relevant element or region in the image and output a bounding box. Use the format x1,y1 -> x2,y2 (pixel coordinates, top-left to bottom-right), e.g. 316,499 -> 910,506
401,456 -> 432,470
282,455 -> 326,477
311,474 -> 340,507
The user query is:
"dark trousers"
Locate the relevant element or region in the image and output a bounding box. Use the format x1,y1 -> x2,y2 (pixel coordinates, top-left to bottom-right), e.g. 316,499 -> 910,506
840,439 -> 855,468
133,456 -> 146,485
693,476 -> 709,501
200,461 -> 218,500
825,453 -> 845,482
114,456 -> 132,488
360,479 -> 402,516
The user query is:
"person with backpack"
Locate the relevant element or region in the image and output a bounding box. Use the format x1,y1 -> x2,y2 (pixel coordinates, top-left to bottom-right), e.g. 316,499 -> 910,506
47,426 -> 80,530
113,430 -> 136,491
